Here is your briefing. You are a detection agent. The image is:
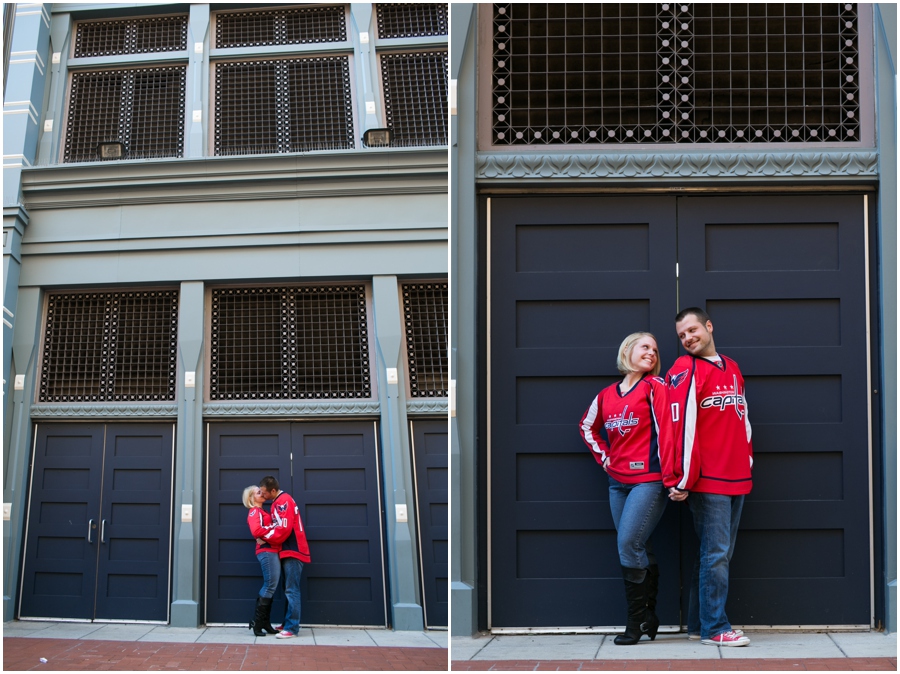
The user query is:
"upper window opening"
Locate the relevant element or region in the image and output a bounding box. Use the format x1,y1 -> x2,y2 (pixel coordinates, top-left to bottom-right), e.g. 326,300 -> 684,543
380,50 -> 449,147
492,3 -> 859,145
214,6 -> 347,48
73,15 -> 189,58
376,3 -> 448,39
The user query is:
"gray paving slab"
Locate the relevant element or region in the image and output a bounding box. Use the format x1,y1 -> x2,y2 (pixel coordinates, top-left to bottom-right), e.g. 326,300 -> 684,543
138,626 -> 204,643
10,621 -> 104,639
193,626 -> 261,645
595,632 -> 720,659
829,631 -> 898,657
365,629 -> 445,648
81,623 -> 159,641
424,630 -> 448,648
717,631 -> 843,659
258,627 -> 316,645
311,627 -> 379,647
450,635 -> 494,660
471,633 -> 605,660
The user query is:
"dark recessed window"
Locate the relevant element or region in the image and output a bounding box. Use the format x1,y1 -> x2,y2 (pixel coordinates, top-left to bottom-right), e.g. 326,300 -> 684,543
402,282 -> 448,397
376,3 -> 448,39
215,6 -> 347,48
210,285 -> 371,400
63,66 -> 186,162
214,56 -> 355,155
492,3 -> 859,144
40,290 -> 179,402
73,15 -> 188,58
381,50 -> 449,147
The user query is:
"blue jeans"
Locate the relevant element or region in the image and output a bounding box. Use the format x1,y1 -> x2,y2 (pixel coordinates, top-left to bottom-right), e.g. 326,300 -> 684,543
608,477 -> 668,572
281,557 -> 304,634
256,552 -> 281,599
687,493 -> 744,639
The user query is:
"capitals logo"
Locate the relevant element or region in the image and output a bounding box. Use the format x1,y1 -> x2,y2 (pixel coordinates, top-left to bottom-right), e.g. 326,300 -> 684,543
604,405 -> 640,437
668,369 -> 689,389
700,375 -> 747,419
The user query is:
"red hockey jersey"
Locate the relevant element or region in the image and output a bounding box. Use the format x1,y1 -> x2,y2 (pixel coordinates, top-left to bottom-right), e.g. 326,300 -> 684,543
247,506 -> 282,556
264,491 -> 311,563
665,354 -> 753,495
579,375 -> 673,484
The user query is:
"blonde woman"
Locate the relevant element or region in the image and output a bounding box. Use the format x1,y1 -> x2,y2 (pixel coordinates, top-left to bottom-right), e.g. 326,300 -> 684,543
579,332 -> 674,645
242,485 -> 281,636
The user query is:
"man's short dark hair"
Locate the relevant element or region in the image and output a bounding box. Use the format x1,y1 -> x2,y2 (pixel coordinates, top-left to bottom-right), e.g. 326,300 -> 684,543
259,475 -> 279,492
675,306 -> 711,325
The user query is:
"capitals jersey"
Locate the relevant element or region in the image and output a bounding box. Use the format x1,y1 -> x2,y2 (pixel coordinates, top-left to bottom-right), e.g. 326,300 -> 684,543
665,354 -> 753,495
247,506 -> 282,556
264,491 -> 311,563
579,375 -> 673,484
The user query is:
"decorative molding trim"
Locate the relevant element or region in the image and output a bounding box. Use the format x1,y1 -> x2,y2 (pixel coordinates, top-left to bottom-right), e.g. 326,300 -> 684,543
476,151 -> 879,181
204,400 -> 381,417
31,403 -> 178,417
407,398 -> 449,415
21,148 -> 448,210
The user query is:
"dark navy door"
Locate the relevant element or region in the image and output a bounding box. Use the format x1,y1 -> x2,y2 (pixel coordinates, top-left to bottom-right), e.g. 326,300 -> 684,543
20,423 -> 174,622
676,195 -> 870,625
489,196 -> 679,628
206,421 -> 387,626
411,419 -> 448,628
488,194 -> 872,629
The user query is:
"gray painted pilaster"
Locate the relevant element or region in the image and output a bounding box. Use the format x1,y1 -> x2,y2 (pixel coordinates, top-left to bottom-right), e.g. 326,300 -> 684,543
350,4 -> 380,136
3,206 -> 27,451
171,281 -> 205,627
3,287 -> 42,621
36,12 -> 70,165
372,275 -> 423,630
187,6 -> 209,159
875,3 -> 897,635
450,2 -> 478,637
3,4 -> 50,204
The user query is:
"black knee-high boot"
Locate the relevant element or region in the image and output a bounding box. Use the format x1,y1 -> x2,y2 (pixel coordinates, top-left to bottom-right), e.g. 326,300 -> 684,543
259,596 -> 278,634
614,567 -> 650,646
249,598 -> 267,636
641,564 -> 660,640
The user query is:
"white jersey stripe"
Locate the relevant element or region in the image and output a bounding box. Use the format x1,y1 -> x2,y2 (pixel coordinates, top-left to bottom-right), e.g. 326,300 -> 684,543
580,396 -> 608,465
679,374 -> 698,491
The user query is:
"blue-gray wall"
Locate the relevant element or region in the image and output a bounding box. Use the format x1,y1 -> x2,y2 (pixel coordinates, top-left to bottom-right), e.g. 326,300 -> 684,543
3,2 -> 448,630
450,2 -> 897,636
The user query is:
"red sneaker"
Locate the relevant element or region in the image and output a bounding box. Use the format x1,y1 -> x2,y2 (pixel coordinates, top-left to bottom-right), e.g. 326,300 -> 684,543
701,630 -> 750,646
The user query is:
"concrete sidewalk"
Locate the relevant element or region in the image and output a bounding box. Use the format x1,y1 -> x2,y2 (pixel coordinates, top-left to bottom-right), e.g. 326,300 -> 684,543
3,620 -> 448,671
450,630 -> 897,671
4,619 -> 447,648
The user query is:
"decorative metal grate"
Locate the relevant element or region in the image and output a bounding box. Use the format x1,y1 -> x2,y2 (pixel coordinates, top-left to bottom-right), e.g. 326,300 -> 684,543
210,285 -> 371,400
380,51 -> 449,147
402,282 -> 448,397
376,3 -> 449,39
73,15 -> 188,58
63,66 -> 186,162
215,6 -> 347,48
214,56 -> 354,156
40,290 -> 179,403
492,3 -> 859,144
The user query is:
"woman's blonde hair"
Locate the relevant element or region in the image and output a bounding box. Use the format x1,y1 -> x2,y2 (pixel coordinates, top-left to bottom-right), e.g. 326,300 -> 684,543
616,332 -> 660,376
242,485 -> 258,509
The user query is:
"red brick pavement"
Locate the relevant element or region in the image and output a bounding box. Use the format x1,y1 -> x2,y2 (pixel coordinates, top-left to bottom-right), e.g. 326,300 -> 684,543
2,637 -> 448,671
450,658 -> 898,671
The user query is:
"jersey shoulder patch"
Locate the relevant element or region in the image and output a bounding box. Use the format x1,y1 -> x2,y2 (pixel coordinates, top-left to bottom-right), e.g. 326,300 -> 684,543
668,369 -> 689,389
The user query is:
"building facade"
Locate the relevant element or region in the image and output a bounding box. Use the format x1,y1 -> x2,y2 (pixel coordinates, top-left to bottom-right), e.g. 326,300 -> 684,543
4,2 -> 448,630
451,3 -> 897,635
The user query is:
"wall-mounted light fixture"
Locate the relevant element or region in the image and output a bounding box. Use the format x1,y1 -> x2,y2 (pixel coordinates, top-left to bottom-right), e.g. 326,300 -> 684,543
362,128 -> 391,147
97,141 -> 125,159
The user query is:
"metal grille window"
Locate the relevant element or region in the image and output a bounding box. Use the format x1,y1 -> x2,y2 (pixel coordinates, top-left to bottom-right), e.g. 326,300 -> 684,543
492,3 -> 859,144
215,6 -> 347,48
214,57 -> 354,155
73,15 -> 188,58
380,51 -> 449,147
402,282 -> 448,398
39,290 -> 179,403
210,286 -> 371,400
376,4 -> 449,39
63,66 -> 186,162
